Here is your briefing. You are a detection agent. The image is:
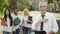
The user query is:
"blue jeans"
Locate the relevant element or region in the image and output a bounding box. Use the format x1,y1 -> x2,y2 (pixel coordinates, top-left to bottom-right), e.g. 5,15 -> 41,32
3,31 -> 10,34
13,28 -> 20,34
23,27 -> 31,34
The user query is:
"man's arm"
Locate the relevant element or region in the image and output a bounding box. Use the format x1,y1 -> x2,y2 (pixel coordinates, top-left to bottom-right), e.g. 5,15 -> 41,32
32,16 -> 39,30
35,19 -> 42,28
32,16 -> 48,30
35,18 -> 48,28
49,15 -> 59,34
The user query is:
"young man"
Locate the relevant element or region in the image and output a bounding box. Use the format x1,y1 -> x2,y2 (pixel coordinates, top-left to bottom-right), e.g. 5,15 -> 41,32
32,2 -> 59,34
11,7 -> 21,34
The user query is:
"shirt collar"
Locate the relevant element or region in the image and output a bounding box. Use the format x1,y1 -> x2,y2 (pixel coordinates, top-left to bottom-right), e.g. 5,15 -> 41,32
40,12 -> 47,17
13,13 -> 18,16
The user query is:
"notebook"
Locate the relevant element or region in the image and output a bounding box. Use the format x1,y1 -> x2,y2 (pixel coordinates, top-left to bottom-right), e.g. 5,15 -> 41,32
14,17 -> 21,25
28,16 -> 32,24
1,18 -> 7,26
1,18 -> 5,23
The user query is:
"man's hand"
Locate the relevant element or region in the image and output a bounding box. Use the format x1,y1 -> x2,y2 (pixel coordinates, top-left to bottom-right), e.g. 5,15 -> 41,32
35,18 -> 48,28
49,31 -> 54,34
40,18 -> 48,22
10,32 -> 12,34
43,18 -> 48,22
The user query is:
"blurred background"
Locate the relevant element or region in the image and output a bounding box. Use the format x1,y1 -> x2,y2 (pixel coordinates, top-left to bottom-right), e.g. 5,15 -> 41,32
0,0 -> 60,34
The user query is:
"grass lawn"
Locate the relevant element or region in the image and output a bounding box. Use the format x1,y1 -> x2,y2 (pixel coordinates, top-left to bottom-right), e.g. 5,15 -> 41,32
0,13 -> 3,18
55,29 -> 60,34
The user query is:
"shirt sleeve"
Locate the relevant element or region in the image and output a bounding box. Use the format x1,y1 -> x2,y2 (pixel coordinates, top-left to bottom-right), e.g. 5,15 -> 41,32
51,15 -> 59,33
32,16 -> 40,30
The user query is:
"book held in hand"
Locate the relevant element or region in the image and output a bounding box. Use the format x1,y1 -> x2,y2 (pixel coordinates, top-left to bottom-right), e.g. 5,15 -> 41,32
14,17 -> 21,26
1,18 -> 5,23
28,16 -> 32,24
1,18 -> 7,26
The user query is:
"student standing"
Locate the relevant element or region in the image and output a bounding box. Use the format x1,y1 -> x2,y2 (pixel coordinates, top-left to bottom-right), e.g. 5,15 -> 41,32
1,9 -> 13,34
22,8 -> 33,34
11,7 -> 21,34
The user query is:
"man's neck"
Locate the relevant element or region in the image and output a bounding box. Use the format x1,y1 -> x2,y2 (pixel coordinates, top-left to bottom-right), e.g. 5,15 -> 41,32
41,12 -> 46,16
41,10 -> 46,15
14,13 -> 18,15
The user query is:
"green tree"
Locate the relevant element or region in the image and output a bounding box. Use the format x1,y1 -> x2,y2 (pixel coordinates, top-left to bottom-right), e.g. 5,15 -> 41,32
0,0 -> 8,13
17,0 -> 31,11
48,0 -> 53,4
8,0 -> 17,10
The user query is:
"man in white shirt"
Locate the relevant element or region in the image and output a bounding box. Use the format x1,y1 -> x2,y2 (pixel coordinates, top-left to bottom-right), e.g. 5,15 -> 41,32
32,2 -> 59,34
11,7 -> 21,34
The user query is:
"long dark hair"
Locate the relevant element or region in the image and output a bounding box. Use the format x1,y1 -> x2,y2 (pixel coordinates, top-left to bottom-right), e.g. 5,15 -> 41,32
4,9 -> 13,26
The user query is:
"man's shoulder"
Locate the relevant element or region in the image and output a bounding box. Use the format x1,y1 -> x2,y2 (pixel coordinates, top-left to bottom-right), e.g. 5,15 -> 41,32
11,13 -> 16,18
46,12 -> 55,18
46,13 -> 54,16
34,15 -> 41,20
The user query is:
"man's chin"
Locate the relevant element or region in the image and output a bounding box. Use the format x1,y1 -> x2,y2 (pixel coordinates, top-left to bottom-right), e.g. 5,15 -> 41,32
41,12 -> 46,14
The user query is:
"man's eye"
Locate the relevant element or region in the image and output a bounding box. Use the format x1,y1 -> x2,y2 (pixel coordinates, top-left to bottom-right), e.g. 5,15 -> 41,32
40,6 -> 42,8
40,6 -> 45,8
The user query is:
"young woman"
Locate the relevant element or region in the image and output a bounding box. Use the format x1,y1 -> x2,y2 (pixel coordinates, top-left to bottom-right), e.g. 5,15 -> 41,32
1,9 -> 13,34
22,8 -> 33,34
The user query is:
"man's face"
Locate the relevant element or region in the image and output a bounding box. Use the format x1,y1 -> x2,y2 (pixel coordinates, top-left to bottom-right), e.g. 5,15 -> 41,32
39,4 -> 47,14
13,8 -> 18,14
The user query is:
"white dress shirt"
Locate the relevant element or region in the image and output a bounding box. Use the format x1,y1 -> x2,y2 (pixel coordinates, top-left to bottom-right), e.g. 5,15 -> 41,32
32,12 -> 59,33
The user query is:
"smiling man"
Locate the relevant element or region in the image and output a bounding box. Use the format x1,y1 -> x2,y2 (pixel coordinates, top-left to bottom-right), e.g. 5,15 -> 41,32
32,2 -> 59,34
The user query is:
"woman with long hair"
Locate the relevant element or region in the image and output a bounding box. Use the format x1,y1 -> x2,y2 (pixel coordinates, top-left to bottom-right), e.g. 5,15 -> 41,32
1,9 -> 13,34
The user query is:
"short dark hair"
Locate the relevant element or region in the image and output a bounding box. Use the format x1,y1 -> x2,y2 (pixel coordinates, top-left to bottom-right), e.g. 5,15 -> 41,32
13,7 -> 18,10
